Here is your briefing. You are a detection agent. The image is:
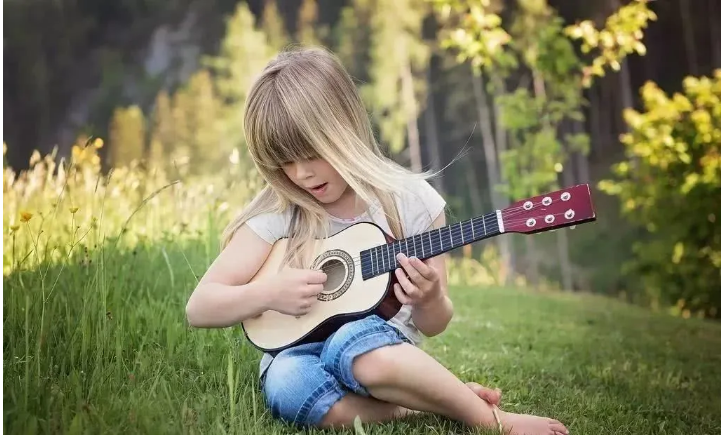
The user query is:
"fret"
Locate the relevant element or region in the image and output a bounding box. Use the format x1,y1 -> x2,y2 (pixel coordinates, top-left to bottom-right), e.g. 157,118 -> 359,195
413,234 -> 418,257
471,218 -> 475,239
437,228 -> 443,253
460,222 -> 465,245
482,215 -> 487,236
449,225 -> 454,247
421,234 -> 426,257
389,242 -> 396,271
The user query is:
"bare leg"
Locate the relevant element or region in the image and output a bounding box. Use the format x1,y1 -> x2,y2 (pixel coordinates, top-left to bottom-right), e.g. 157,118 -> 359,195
352,343 -> 569,435
319,394 -> 409,428
320,382 -> 503,429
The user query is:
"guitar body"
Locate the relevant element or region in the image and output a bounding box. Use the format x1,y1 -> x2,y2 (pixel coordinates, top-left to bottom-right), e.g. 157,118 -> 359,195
241,183 -> 598,354
241,221 -> 402,353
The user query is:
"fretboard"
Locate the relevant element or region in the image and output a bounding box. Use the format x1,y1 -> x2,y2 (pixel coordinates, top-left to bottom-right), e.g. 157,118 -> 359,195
360,211 -> 503,280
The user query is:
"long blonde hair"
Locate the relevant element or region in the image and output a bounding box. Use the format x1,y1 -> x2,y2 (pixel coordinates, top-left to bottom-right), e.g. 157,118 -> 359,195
222,46 -> 432,268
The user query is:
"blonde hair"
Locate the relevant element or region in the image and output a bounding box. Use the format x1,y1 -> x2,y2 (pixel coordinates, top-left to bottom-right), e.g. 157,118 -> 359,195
222,46 -> 432,268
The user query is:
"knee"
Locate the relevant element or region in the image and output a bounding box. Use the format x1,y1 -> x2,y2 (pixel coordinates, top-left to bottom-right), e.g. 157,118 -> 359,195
263,355 -> 302,404
262,353 -> 345,427
352,343 -> 404,388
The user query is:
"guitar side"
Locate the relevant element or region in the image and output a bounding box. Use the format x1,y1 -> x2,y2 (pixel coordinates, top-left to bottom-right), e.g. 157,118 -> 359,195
241,221 -> 399,353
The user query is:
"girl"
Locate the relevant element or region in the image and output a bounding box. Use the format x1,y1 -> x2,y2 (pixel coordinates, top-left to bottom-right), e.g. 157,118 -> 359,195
185,46 -> 568,435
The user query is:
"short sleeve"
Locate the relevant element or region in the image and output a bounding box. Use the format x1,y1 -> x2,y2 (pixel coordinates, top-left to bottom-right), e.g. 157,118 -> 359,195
400,178 -> 447,236
244,210 -> 291,244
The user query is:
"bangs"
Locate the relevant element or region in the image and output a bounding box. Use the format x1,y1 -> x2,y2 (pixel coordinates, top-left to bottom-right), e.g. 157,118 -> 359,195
248,85 -> 319,170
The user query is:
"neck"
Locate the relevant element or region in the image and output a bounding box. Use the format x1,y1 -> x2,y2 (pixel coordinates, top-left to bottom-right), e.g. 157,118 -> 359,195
323,186 -> 366,219
359,211 -> 503,280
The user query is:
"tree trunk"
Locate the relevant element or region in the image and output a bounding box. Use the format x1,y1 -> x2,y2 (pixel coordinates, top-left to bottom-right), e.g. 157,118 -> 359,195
680,0 -> 698,76
573,119 -> 590,183
471,70 -> 513,285
465,156 -> 484,220
557,141 -> 575,292
710,0 -> 721,68
401,59 -> 422,172
491,76 -> 516,282
424,61 -> 445,195
608,0 -> 634,134
589,83 -> 602,158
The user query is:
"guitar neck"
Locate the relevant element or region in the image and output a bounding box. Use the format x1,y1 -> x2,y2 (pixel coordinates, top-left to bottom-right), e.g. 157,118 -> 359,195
360,211 -> 504,280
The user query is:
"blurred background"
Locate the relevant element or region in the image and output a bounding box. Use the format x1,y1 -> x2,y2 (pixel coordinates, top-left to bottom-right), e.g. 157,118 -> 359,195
3,0 -> 721,434
5,0 -> 718,317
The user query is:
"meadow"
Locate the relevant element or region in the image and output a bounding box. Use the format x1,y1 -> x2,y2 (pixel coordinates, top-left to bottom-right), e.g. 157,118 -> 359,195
4,144 -> 721,434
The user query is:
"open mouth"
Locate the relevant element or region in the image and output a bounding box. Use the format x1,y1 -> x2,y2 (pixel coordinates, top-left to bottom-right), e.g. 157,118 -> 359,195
309,183 -> 328,194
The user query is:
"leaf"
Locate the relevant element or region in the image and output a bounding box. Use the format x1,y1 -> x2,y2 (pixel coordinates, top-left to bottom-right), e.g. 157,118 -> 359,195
353,415 -> 366,434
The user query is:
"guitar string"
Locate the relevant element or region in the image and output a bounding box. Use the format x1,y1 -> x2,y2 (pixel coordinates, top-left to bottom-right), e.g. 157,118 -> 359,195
323,200 -> 575,268
319,209 -> 577,275
317,209 -> 579,277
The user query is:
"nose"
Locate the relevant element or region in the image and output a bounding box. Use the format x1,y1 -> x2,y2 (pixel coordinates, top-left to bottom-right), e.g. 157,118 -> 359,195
294,161 -> 314,180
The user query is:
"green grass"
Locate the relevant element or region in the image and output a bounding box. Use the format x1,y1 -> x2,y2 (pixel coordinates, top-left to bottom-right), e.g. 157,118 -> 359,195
3,237 -> 721,434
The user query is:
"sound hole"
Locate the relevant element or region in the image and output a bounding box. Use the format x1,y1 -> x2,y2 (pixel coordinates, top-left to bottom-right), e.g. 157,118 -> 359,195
321,259 -> 346,292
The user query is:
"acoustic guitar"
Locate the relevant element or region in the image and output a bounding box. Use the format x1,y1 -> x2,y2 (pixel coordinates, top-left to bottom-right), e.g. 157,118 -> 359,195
242,183 -> 597,353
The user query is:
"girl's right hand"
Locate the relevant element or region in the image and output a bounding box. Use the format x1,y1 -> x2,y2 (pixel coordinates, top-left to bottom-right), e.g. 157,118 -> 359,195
266,268 -> 327,316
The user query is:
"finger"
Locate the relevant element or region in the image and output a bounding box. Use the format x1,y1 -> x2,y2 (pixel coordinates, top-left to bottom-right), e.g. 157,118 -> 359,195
306,270 -> 328,284
409,256 -> 437,281
304,284 -> 324,295
393,283 -> 412,305
394,268 -> 418,297
396,253 -> 427,286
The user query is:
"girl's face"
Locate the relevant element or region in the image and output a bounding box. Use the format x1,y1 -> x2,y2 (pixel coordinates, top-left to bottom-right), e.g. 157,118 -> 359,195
282,158 -> 349,204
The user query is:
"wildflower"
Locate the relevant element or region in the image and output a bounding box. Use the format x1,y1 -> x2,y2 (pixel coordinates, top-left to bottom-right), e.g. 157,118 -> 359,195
10,224 -> 20,232
20,211 -> 33,222
93,138 -> 104,149
69,207 -> 79,214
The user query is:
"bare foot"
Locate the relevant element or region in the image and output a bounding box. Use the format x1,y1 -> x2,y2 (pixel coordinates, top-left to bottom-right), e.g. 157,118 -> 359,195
466,382 -> 502,406
499,411 -> 569,435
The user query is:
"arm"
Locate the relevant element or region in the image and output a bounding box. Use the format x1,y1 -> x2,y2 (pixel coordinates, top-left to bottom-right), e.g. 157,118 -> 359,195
410,212 -> 453,337
185,224 -> 274,328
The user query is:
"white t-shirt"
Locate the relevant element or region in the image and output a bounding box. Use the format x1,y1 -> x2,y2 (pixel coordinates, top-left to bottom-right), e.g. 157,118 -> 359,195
245,178 -> 446,376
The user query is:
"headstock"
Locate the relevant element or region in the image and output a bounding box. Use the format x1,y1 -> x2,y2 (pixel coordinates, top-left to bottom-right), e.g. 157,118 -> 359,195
501,184 -> 597,234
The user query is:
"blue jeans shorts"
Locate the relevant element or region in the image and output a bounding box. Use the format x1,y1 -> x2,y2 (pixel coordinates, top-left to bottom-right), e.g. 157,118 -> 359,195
260,314 -> 411,427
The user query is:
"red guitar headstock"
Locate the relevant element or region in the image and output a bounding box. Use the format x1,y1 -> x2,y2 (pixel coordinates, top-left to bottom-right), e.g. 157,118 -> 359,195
501,184 -> 597,234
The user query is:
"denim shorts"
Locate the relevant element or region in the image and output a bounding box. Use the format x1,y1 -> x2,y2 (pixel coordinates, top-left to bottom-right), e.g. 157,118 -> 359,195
260,314 -> 411,427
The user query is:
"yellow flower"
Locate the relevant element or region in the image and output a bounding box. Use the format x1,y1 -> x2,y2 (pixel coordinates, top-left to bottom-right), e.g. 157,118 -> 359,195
10,224 -> 20,232
93,138 -> 104,149
69,207 -> 79,214
20,211 -> 33,222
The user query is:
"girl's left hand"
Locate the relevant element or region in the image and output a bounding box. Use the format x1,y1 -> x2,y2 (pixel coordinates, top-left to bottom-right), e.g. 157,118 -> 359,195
393,253 -> 443,307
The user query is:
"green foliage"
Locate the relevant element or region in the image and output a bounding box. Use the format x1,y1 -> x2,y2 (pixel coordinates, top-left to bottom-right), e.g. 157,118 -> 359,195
433,0 -> 590,199
599,70 -> 721,318
261,0 -> 290,52
360,0 -> 430,156
564,0 -> 657,87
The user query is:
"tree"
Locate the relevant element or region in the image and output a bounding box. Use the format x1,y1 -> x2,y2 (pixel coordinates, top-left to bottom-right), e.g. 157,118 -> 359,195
364,0 -> 430,172
206,2 -> 275,177
599,70 -> 721,318
108,105 -> 146,168
296,0 -> 329,46
262,0 -> 290,53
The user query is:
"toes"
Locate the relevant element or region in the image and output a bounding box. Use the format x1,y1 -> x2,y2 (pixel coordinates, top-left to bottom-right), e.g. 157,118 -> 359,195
549,422 -> 568,435
466,382 -> 502,405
